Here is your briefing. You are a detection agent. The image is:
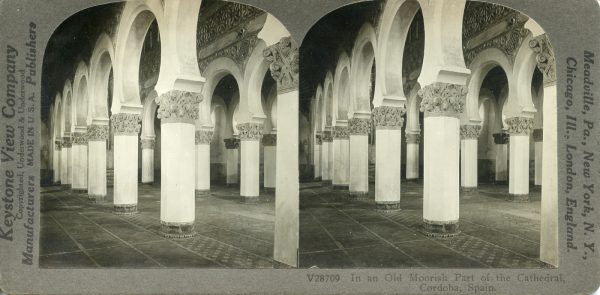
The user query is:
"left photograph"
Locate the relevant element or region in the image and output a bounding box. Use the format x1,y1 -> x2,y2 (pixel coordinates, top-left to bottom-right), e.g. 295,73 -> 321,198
39,0 -> 299,268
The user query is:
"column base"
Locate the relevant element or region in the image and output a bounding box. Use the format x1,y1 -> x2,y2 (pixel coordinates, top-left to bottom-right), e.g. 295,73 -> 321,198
375,201 -> 401,213
73,189 -> 87,194
161,221 -> 196,238
195,190 -> 211,197
508,194 -> 530,202
495,180 -> 508,185
240,196 -> 260,204
423,219 -> 460,237
460,187 -> 478,193
332,185 -> 349,191
114,204 -> 138,215
349,192 -> 369,200
88,195 -> 105,203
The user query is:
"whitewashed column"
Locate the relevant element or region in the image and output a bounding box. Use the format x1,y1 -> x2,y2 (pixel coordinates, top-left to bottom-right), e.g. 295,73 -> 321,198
224,138 -> 240,185
156,90 -> 201,237
321,130 -> 332,185
533,128 -> 543,186
61,135 -> 72,187
238,123 -> 263,203
87,123 -> 109,202
348,117 -> 370,199
419,83 -> 466,236
195,129 -> 213,196
405,132 -> 420,181
262,133 -> 277,190
373,106 -> 405,211
460,124 -> 481,193
53,140 -> 62,183
332,123 -> 349,190
506,117 -> 534,202
111,113 -> 142,214
140,137 -> 155,184
492,132 -> 509,184
313,133 -> 322,181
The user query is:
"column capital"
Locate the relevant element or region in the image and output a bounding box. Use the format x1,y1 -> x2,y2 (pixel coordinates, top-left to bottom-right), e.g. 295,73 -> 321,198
224,138 -> 240,149
529,34 -> 556,87
493,132 -> 510,144
372,106 -> 405,130
111,113 -> 141,135
263,36 -> 299,94
332,126 -> 349,139
156,90 -> 202,124
72,132 -> 88,145
348,118 -> 371,135
506,117 -> 534,135
195,130 -> 214,145
140,138 -> 156,150
322,131 -> 333,143
460,124 -> 482,140
54,140 -> 62,151
315,134 -> 323,145
87,124 -> 109,141
533,128 -> 543,142
418,82 -> 467,117
237,123 -> 263,141
406,132 -> 421,144
62,137 -> 72,148
262,134 -> 277,146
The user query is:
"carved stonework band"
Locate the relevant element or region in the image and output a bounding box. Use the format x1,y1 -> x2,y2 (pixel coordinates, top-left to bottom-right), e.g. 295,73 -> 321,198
72,132 -> 88,145
332,126 -> 349,140
224,138 -> 240,149
322,131 -> 333,143
141,138 -> 155,150
493,133 -> 509,145
111,113 -> 141,135
460,125 -> 482,140
533,129 -> 543,142
195,130 -> 214,145
87,124 -> 109,141
348,118 -> 371,135
161,221 -> 195,238
62,137 -> 72,148
264,36 -> 299,94
372,106 -> 405,129
156,90 -> 202,124
529,34 -> 556,86
406,133 -> 421,144
418,82 -> 467,117
238,123 -> 263,141
262,134 -> 277,146
505,117 -> 534,135
423,219 -> 460,237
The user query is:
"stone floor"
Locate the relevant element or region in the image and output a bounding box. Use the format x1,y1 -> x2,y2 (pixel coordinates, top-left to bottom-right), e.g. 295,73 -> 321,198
300,181 -> 550,269
40,184 -> 280,268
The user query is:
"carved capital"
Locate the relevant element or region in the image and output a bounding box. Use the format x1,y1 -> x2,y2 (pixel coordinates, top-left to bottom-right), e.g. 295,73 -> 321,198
505,117 -> 534,135
87,124 -> 109,141
533,129 -> 543,142
156,90 -> 202,124
72,132 -> 88,145
111,113 -> 141,135
263,36 -> 299,94
372,106 -> 405,129
237,123 -> 263,141
406,133 -> 421,144
529,34 -> 556,86
348,118 -> 371,135
62,137 -> 72,148
493,132 -> 510,145
262,134 -> 277,146
322,131 -> 333,143
141,138 -> 155,150
195,130 -> 214,145
54,140 -> 62,150
332,126 -> 349,140
224,138 -> 240,149
418,83 -> 467,116
315,134 -> 323,145
460,125 -> 482,140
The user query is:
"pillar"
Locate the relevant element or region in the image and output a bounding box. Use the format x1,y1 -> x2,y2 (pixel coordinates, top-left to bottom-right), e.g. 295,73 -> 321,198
405,132 -> 420,181
53,140 -> 61,183
87,123 -> 109,202
321,130 -> 332,185
156,90 -> 200,237
460,124 -> 481,193
533,128 -> 543,186
492,132 -> 509,184
224,138 -> 240,185
61,135 -> 72,187
506,117 -> 534,202
140,137 -> 155,184
313,133 -> 322,181
238,123 -> 263,203
195,129 -> 213,196
332,123 -> 349,190
262,133 -> 277,189
419,83 -> 465,236
348,117 -> 370,199
111,113 -> 141,214
373,106 -> 405,211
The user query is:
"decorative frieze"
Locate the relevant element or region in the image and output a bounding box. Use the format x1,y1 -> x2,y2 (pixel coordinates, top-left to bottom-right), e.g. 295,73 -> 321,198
418,83 -> 467,116
72,132 -> 88,145
55,140 -> 62,150
111,113 -> 141,135
529,34 -> 556,86
62,137 -> 72,148
533,129 -> 544,142
198,33 -> 259,73
493,132 -> 510,145
140,138 -> 155,150
332,126 -> 349,140
406,133 -> 421,144
224,138 -> 240,149
197,3 -> 263,47
372,106 -> 405,129
263,36 -> 299,94
348,118 -> 371,135
237,123 -> 263,141
87,125 -> 109,141
322,131 -> 333,143
505,117 -> 534,135
156,90 -> 202,124
262,134 -> 277,146
460,125 -> 482,140
195,130 -> 214,145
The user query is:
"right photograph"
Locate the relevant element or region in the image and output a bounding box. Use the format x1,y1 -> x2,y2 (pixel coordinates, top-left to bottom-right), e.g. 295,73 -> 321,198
299,0 -> 558,269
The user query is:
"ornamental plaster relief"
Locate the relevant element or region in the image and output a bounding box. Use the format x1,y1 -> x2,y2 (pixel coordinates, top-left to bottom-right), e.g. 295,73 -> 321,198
418,82 -> 467,116
460,125 -> 482,139
111,113 -> 142,135
55,141 -> 62,150
87,125 -> 110,141
195,130 -> 214,145
156,90 -> 202,124
332,126 -> 349,139
321,131 -> 333,143
348,118 -> 371,135
372,106 -> 405,129
529,34 -> 556,86
264,37 -> 299,94
72,132 -> 88,145
237,123 -> 263,141
62,137 -> 72,148
505,117 -> 534,135
315,134 -> 323,145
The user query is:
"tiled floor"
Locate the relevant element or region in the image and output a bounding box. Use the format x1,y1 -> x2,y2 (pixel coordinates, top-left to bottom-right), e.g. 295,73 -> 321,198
299,181 -> 550,269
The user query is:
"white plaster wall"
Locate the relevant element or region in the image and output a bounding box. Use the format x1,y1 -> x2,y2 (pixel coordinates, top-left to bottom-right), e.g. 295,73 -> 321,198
509,135 -> 530,195
113,135 -> 138,206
